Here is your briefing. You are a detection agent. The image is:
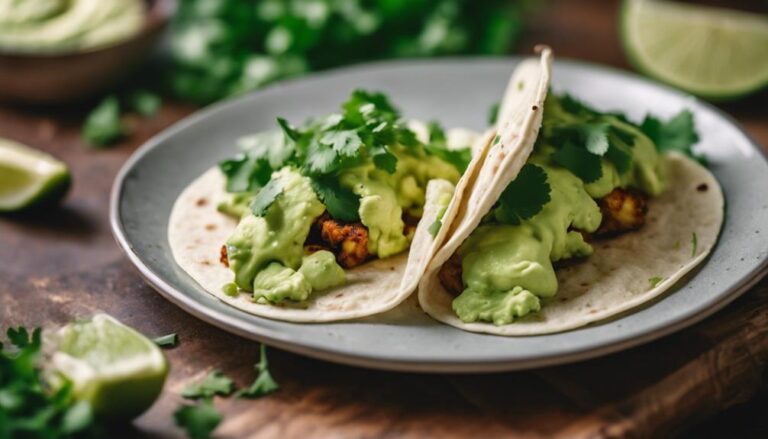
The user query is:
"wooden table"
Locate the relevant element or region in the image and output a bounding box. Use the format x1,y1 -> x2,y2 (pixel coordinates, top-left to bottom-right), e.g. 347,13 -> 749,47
2,1 -> 767,437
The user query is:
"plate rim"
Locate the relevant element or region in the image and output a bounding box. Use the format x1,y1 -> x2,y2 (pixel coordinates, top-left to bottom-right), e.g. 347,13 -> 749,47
110,56 -> 768,373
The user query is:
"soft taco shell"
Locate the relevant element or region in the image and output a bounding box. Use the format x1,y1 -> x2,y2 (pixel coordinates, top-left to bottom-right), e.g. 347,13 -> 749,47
168,128 -> 483,322
418,153 -> 723,335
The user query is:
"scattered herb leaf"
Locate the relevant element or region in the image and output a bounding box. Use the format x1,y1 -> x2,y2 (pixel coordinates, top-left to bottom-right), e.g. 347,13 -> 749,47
237,344 -> 280,399
174,399 -> 222,439
640,110 -> 703,162
128,90 -> 162,117
551,142 -> 603,183
152,333 -> 178,348
649,276 -> 664,288
182,370 -> 235,400
82,95 -> 124,146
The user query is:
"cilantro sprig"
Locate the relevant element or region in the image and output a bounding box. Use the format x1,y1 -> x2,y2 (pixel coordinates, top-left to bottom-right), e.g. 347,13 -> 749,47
219,90 -> 469,221
494,164 -> 551,225
0,327 -> 97,438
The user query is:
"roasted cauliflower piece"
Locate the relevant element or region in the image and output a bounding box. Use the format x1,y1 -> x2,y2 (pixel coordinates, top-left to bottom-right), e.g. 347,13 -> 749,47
595,188 -> 648,237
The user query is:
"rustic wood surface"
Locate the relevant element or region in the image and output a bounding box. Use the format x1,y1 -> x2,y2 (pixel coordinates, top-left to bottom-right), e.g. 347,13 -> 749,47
2,1 -> 767,438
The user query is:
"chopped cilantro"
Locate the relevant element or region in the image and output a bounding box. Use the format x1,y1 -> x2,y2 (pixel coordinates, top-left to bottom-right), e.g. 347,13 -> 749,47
174,399 -> 221,439
237,344 -> 280,399
250,178 -> 284,217
182,370 -> 235,400
82,95 -> 124,147
221,89 -> 469,223
310,176 -> 361,222
219,154 -> 272,193
551,142 -> 603,183
640,110 -> 703,163
649,276 -> 664,288
691,232 -> 698,257
128,90 -> 162,117
488,101 -> 500,125
495,164 -> 551,225
1,327 -> 98,437
152,333 -> 178,348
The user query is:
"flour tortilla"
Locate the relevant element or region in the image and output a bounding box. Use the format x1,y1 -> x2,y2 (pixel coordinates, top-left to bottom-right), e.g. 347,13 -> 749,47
169,128 -> 481,322
418,49 -> 725,335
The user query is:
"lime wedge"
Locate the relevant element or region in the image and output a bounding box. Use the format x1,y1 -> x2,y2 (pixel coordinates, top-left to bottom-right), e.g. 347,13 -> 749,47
0,138 -> 70,212
621,0 -> 768,99
46,314 -> 168,420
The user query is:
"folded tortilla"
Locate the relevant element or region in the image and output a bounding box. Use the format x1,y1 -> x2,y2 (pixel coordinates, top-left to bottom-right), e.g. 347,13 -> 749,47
169,128 -> 484,322
418,47 -> 725,335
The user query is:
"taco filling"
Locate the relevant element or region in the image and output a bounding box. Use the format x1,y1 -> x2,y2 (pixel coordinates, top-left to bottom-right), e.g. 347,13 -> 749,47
438,92 -> 702,325
215,90 -> 471,305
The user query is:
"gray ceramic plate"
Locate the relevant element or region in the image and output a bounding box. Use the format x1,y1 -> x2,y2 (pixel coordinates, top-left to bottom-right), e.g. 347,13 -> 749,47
111,58 -> 768,373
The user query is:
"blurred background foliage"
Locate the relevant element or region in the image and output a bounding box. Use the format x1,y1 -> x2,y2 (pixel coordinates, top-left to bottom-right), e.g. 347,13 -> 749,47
167,0 -> 529,103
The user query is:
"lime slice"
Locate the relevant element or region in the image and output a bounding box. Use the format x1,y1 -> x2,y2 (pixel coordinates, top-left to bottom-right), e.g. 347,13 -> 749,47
46,314 -> 169,420
621,0 -> 768,99
0,138 -> 70,212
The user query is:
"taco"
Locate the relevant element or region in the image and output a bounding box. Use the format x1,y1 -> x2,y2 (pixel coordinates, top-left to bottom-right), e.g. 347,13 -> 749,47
418,47 -> 724,335
169,90 -> 488,322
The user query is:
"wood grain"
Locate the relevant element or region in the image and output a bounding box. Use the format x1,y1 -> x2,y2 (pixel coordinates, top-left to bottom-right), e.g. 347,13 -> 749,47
2,1 -> 767,438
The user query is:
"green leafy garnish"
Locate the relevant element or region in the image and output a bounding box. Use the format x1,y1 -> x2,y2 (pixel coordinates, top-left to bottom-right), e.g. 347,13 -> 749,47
649,276 -> 664,288
152,333 -> 178,348
551,142 -> 603,183
82,95 -> 124,146
182,370 -> 235,400
495,164 -> 551,225
310,176 -> 361,222
222,89 -> 469,223
640,110 -> 703,162
174,399 -> 222,439
127,90 -> 162,117
1,327 -> 97,438
249,178 -> 285,217
168,1 -> 527,104
488,102 -> 500,125
237,344 -> 280,399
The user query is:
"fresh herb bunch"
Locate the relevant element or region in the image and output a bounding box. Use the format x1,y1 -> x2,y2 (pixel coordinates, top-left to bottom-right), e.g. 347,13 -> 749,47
169,0 -> 527,103
219,89 -> 470,222
493,93 -> 701,225
0,327 -> 97,438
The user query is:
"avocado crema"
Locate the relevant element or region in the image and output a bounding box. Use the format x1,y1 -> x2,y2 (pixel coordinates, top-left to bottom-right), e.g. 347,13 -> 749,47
451,93 -> 667,325
219,90 -> 468,304
0,0 -> 144,53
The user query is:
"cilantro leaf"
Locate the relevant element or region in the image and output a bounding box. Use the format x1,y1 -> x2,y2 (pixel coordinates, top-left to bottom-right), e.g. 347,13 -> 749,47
551,123 -> 610,156
152,333 -> 178,348
174,399 -> 222,439
127,90 -> 162,117
488,102 -> 500,125
311,176 -> 361,222
551,142 -> 603,183
277,117 -> 301,142
649,276 -> 664,288
495,164 -> 551,225
372,149 -> 398,174
182,370 -> 234,400
427,121 -> 447,144
250,178 -> 284,217
1,326 -> 98,437
303,140 -> 339,175
604,144 -> 633,174
558,93 -> 600,118
237,344 -> 280,399
82,95 -> 124,147
321,130 -> 363,157
640,110 -> 702,161
219,155 -> 272,193
425,121 -> 472,172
